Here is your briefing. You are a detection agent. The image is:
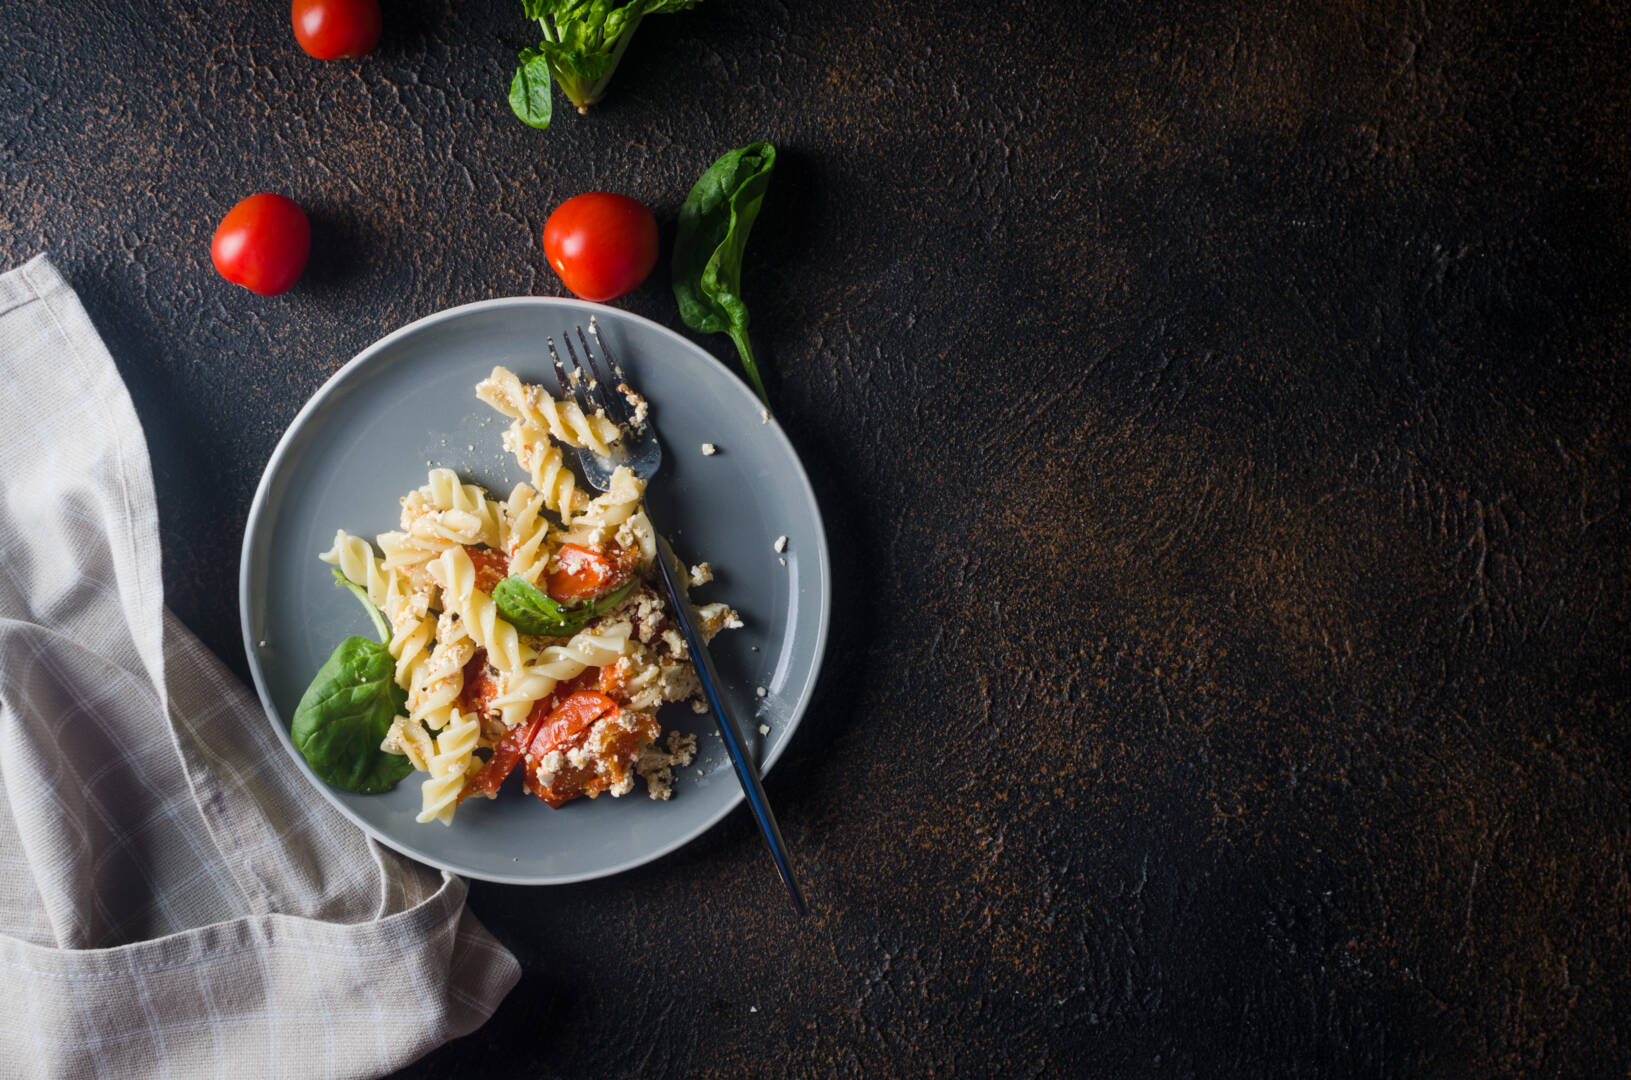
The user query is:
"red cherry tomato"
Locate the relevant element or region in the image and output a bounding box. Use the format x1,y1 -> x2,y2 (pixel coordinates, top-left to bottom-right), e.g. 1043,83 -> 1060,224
291,0 -> 381,60
546,542 -> 636,603
541,193 -> 658,302
210,193 -> 311,296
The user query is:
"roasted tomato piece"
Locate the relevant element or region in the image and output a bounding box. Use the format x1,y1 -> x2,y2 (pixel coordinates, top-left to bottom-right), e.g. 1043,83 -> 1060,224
459,713 -> 544,803
527,690 -> 619,757
522,690 -> 621,809
597,657 -> 629,702
457,649 -> 500,721
465,546 -> 509,594
546,543 -> 637,603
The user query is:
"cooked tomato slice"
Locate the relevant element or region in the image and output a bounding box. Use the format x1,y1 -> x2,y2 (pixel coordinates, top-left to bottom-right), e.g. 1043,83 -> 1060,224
458,649 -> 499,719
465,545 -> 509,594
546,543 -> 636,603
527,690 -> 619,758
459,713 -> 545,802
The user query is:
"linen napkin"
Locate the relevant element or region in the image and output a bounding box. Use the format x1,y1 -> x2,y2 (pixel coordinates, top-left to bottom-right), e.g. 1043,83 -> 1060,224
0,255 -> 520,1079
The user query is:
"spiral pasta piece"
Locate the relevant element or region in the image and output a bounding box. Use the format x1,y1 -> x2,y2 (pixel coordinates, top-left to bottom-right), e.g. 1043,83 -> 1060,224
399,468 -> 502,549
489,627 -> 633,727
376,529 -> 438,578
417,709 -> 481,824
573,466 -> 643,530
430,546 -> 526,673
382,715 -> 435,773
319,531 -> 392,610
404,613 -> 472,732
477,365 -> 621,455
501,419 -> 584,521
502,483 -> 555,584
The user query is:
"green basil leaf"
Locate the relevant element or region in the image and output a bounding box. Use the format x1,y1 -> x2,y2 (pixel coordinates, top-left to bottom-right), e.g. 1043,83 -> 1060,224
672,141 -> 777,406
493,575 -> 638,636
290,636 -> 413,794
509,48 -> 554,129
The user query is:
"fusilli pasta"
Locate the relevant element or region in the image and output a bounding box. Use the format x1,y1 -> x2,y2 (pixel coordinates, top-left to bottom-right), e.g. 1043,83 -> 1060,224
417,708 -> 481,824
429,545 -> 526,672
477,365 -> 621,455
501,483 -> 555,584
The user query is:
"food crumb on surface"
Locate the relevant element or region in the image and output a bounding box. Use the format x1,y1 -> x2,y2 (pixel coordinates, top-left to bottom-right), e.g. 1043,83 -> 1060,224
778,557 -> 786,566
467,444 -> 475,452
700,442 -> 716,455
773,535 -> 787,553
760,408 -> 770,424
619,384 -> 649,425
756,686 -> 767,697
752,645 -> 759,651
758,724 -> 770,735
688,562 -> 713,588
750,1006 -> 758,1013
257,640 -> 268,648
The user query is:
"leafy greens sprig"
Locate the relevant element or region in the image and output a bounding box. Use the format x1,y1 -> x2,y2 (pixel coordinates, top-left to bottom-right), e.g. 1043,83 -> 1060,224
672,141 -> 777,406
492,575 -> 638,637
289,569 -> 414,795
510,1 -> 704,130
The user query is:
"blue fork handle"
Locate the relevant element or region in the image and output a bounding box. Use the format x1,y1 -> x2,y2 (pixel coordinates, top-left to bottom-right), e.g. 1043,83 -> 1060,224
651,530 -> 806,917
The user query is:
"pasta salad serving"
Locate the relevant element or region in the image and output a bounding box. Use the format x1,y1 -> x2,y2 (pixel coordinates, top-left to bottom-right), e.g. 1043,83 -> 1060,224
290,366 -> 740,825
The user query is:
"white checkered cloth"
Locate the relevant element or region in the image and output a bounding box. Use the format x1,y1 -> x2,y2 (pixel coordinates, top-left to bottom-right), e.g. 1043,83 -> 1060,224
0,256 -> 520,1078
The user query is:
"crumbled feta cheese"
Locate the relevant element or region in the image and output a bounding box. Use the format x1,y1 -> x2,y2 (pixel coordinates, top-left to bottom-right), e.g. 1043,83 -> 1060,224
756,686 -> 767,697
778,557 -> 786,566
773,535 -> 787,553
700,442 -> 717,456
619,384 -> 649,425
758,724 -> 770,735
688,562 -> 713,588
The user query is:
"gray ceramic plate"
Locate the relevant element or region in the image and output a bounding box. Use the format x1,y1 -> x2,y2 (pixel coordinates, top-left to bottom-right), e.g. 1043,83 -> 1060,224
240,297 -> 830,884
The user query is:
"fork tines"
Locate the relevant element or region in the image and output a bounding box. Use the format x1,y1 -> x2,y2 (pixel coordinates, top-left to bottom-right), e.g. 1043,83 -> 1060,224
552,317 -> 640,430
546,336 -> 593,420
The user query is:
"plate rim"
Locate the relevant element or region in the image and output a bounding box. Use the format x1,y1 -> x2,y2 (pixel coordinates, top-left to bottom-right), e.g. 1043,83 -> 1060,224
238,295 -> 831,886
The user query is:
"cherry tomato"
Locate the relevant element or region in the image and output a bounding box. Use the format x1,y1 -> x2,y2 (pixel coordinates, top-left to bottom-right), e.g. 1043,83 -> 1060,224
291,0 -> 381,60
542,193 -> 658,302
546,542 -> 636,603
210,193 -> 310,296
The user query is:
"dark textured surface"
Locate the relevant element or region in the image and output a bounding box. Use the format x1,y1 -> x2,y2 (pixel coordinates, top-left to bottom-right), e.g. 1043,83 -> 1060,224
4,0 -> 1630,1075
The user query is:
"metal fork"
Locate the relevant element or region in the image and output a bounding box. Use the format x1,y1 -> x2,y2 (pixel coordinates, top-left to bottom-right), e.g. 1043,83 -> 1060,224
548,317 -> 806,917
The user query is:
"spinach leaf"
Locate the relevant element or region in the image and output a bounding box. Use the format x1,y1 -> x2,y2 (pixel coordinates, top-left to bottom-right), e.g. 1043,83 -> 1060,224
509,48 -> 555,129
290,569 -> 413,794
672,141 -> 777,406
493,574 -> 638,637
510,1 -> 703,126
